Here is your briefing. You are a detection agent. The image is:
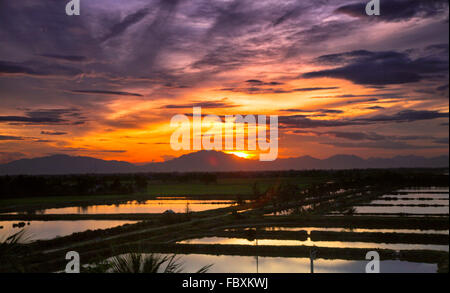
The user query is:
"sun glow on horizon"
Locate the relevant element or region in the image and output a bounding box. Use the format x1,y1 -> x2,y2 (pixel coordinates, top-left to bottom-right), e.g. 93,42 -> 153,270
226,151 -> 254,159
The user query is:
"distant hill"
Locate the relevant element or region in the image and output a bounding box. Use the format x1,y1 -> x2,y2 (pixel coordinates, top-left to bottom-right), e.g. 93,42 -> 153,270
0,151 -> 448,175
0,154 -> 135,175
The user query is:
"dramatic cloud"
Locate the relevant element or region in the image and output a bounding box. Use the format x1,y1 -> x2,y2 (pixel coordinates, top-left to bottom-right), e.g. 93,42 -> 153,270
293,87 -> 339,92
366,106 -> 385,110
434,137 -> 449,144
280,109 -> 344,115
0,108 -> 85,125
0,0 -> 448,161
41,131 -> 68,136
337,0 -> 449,22
0,116 -> 64,124
0,135 -> 24,141
245,80 -> 284,86
303,50 -> 448,85
70,90 -> 143,97
162,99 -> 238,109
39,54 -> 88,62
356,110 -> 449,123
281,110 -> 449,129
101,8 -> 151,42
294,130 -> 436,142
321,141 -> 444,150
0,60 -> 82,77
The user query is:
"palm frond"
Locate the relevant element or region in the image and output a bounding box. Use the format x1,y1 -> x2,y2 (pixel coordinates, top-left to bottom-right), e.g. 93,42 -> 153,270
106,253 -> 212,274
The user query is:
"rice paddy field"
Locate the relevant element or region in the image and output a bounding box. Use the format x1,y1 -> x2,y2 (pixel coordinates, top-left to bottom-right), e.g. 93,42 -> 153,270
0,169 -> 448,273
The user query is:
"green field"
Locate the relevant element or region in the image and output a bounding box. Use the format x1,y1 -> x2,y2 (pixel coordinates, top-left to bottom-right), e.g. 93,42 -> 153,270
0,176 -> 325,210
146,177 -> 322,196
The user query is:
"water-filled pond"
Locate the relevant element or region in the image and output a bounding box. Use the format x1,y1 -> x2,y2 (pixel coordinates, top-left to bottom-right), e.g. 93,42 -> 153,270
225,227 -> 449,235
0,220 -> 138,242
369,199 -> 449,206
382,194 -> 449,200
178,237 -> 449,251
349,188 -> 449,216
353,205 -> 449,215
397,188 -> 449,193
117,253 -> 437,273
6,200 -> 235,215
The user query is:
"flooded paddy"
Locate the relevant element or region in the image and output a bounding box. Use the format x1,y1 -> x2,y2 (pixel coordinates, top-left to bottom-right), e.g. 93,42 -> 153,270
397,188 -> 449,193
381,194 -> 449,200
225,227 -> 449,235
178,237 -> 449,251
106,253 -> 437,273
175,254 -> 437,273
353,205 -> 449,215
338,188 -> 449,216
5,199 -> 235,215
98,253 -> 438,273
0,220 -> 138,242
369,199 -> 449,205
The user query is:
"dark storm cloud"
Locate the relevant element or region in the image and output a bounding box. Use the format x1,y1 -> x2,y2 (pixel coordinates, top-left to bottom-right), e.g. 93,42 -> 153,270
356,110 -> 449,123
25,109 -> 78,119
188,1 -> 321,71
244,80 -> 284,85
272,3 -> 308,27
0,61 -> 39,76
201,0 -> 268,39
294,130 -> 436,143
327,131 -> 386,141
0,60 -> 82,77
280,115 -> 355,128
235,88 -> 291,94
0,108 -> 86,125
321,141 -> 443,150
70,90 -> 143,97
115,0 -> 183,76
346,98 -> 379,105
246,80 -> 263,84
287,20 -> 361,45
0,116 -> 64,124
437,84 -> 449,91
425,43 -> 449,55
57,148 -> 127,153
325,93 -> 402,99
434,137 -> 449,144
280,110 -> 449,129
39,54 -> 88,62
303,50 -> 448,85
366,106 -> 385,110
293,87 -> 339,92
101,8 -> 151,42
0,135 -> 24,141
218,80 -> 292,94
162,99 -> 238,109
192,44 -> 260,70
0,1 -> 99,66
336,0 -> 449,21
41,131 -> 68,136
280,109 -> 344,115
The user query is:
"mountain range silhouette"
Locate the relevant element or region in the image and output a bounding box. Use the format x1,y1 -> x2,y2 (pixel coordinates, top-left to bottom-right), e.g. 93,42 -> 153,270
0,151 -> 448,175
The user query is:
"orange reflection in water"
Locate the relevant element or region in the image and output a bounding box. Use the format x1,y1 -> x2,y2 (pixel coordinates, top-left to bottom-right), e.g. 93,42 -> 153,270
0,220 -> 138,242
179,237 -> 449,252
23,200 -> 235,215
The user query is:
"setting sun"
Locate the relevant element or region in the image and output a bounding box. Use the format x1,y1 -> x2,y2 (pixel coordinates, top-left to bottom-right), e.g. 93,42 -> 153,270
226,151 -> 253,159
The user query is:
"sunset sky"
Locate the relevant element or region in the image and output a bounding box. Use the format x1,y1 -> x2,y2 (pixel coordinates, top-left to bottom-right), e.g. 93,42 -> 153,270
0,0 -> 449,164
